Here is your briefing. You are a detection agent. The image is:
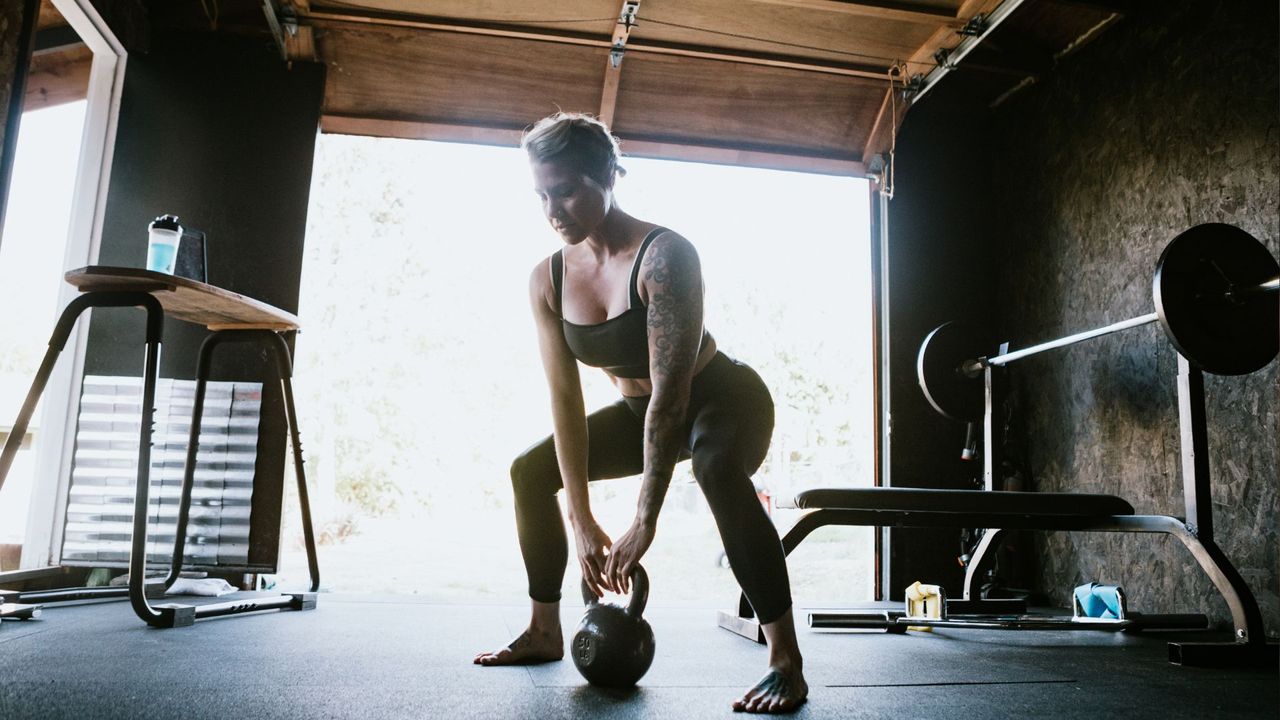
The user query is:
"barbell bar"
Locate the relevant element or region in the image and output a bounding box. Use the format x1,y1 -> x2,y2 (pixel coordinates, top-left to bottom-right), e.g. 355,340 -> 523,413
962,312 -> 1162,375
920,223 -> 1279,422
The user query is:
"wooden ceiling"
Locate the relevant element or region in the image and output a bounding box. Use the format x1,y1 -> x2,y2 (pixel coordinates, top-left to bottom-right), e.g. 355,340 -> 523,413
300,0 -> 1005,174
25,0 -> 91,112
32,0 -> 1129,175
286,0 -> 1125,174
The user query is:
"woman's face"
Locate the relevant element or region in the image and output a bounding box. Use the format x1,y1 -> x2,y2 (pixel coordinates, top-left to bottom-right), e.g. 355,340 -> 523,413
531,158 -> 611,245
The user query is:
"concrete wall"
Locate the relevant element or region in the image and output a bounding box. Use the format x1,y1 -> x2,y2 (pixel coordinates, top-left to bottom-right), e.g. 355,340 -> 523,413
86,32 -> 325,570
888,1 -> 1278,633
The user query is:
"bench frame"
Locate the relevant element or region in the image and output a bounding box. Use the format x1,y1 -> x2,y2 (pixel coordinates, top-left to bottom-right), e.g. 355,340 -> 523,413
718,356 -> 1273,667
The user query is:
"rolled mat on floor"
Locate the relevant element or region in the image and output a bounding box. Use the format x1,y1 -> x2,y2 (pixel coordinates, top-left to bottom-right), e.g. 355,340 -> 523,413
1073,582 -> 1124,619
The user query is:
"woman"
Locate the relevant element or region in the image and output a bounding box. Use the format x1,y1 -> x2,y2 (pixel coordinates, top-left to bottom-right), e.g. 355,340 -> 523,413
473,113 -> 808,714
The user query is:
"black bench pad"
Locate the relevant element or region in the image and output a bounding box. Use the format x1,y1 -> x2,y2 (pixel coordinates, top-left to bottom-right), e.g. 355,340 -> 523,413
795,488 -> 1135,517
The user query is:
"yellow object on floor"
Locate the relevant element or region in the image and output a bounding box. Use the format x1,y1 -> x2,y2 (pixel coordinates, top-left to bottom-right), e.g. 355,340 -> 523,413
905,580 -> 946,632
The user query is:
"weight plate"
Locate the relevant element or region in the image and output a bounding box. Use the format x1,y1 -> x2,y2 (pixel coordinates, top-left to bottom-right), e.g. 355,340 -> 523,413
1154,224 -> 1279,375
917,321 -> 988,422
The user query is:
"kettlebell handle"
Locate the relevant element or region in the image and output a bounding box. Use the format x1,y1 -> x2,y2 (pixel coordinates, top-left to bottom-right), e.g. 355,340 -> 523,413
578,564 -> 650,617
626,564 -> 649,618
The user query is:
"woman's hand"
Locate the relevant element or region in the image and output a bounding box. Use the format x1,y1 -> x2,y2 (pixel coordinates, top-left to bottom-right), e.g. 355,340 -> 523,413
573,518 -> 613,598
604,517 -> 656,594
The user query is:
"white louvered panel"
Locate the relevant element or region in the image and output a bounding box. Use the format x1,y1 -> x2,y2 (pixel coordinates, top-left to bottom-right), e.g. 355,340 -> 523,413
62,376 -> 263,570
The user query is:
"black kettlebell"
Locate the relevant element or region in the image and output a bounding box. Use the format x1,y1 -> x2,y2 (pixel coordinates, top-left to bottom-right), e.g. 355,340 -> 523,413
571,564 -> 656,687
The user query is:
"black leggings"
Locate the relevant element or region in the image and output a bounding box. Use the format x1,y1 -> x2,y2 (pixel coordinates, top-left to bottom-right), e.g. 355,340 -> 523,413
509,352 -> 793,625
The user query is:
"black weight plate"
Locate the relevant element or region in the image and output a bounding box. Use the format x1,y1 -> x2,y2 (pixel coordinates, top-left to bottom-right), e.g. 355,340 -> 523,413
1154,223 -> 1279,375
917,321 -> 988,422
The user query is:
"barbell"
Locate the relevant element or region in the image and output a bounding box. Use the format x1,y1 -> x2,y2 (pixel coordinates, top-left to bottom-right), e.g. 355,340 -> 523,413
919,223 -> 1279,422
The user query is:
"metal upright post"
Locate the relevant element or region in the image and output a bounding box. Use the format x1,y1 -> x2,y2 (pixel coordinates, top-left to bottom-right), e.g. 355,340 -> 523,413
1177,357 -> 1212,539
964,343 -> 1009,604
982,365 -> 997,491
1166,354 -> 1272,665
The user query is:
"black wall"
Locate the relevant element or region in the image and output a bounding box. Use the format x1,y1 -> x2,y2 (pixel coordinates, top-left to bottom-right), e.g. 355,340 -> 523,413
885,80 -> 1003,595
887,1 -> 1278,634
86,33 -> 325,569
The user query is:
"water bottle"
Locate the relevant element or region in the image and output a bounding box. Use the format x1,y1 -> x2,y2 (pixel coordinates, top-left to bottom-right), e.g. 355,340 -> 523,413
146,214 -> 183,274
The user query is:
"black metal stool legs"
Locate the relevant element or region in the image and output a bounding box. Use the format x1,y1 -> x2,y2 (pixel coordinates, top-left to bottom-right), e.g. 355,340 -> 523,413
280,373 -> 321,593
1,292 -> 160,495
1,292 -> 164,613
144,329 -> 319,627
128,299 -> 170,625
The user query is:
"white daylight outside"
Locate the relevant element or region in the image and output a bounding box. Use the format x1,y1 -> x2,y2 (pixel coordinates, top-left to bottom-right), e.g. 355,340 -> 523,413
0,100 -> 87,546
276,135 -> 876,609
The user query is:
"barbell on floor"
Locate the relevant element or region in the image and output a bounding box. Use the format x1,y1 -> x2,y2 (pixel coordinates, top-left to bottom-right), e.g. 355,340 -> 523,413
919,223 -> 1279,422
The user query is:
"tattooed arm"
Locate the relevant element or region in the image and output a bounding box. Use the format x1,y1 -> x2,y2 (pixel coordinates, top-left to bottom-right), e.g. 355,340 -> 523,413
604,231 -> 705,592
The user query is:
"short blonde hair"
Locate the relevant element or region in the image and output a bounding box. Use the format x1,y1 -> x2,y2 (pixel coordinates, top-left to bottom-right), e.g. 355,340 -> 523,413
521,112 -> 625,186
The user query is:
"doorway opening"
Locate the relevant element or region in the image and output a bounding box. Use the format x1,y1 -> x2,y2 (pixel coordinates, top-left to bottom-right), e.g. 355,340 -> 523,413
0,100 -> 87,564
279,135 -> 875,608
0,0 -> 124,572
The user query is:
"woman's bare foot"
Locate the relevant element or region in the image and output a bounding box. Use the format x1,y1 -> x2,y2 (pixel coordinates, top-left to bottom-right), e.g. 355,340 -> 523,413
732,607 -> 808,713
472,626 -> 564,666
732,666 -> 808,714
474,599 -> 564,666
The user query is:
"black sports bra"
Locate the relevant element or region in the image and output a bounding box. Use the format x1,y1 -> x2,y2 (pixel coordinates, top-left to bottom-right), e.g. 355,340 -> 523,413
551,228 -> 706,379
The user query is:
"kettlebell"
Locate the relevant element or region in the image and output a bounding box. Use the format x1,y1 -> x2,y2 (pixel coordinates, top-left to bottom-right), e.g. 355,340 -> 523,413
571,564 -> 656,687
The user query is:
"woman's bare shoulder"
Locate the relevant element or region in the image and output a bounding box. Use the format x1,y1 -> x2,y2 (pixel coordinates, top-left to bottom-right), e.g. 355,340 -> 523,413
641,227 -> 700,270
528,253 -> 558,310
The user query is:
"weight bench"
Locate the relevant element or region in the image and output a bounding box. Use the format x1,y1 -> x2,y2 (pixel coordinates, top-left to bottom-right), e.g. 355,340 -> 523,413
719,226 -> 1278,668
718,483 -> 1265,667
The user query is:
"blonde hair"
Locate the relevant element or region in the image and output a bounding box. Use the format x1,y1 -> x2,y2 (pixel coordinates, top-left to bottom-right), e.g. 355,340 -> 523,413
521,112 -> 626,186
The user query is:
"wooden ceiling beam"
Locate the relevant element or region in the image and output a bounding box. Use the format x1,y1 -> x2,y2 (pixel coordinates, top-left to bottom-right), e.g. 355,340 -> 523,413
860,83 -> 898,164
37,0 -> 66,32
741,0 -> 961,25
305,9 -> 604,48
304,8 -> 891,80
633,37 -> 887,80
600,1 -> 640,126
321,114 -> 866,176
24,44 -> 91,111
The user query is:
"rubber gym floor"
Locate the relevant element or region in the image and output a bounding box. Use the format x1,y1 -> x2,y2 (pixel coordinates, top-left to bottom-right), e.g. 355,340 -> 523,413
0,593 -> 1273,719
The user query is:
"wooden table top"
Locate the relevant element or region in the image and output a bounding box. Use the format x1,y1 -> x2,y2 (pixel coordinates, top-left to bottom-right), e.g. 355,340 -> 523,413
64,266 -> 300,331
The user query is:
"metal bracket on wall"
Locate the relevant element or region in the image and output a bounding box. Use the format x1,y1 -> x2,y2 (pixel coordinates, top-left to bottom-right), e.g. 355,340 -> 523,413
263,0 -> 317,62
958,14 -> 989,37
599,1 -> 642,126
909,0 -> 1027,103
